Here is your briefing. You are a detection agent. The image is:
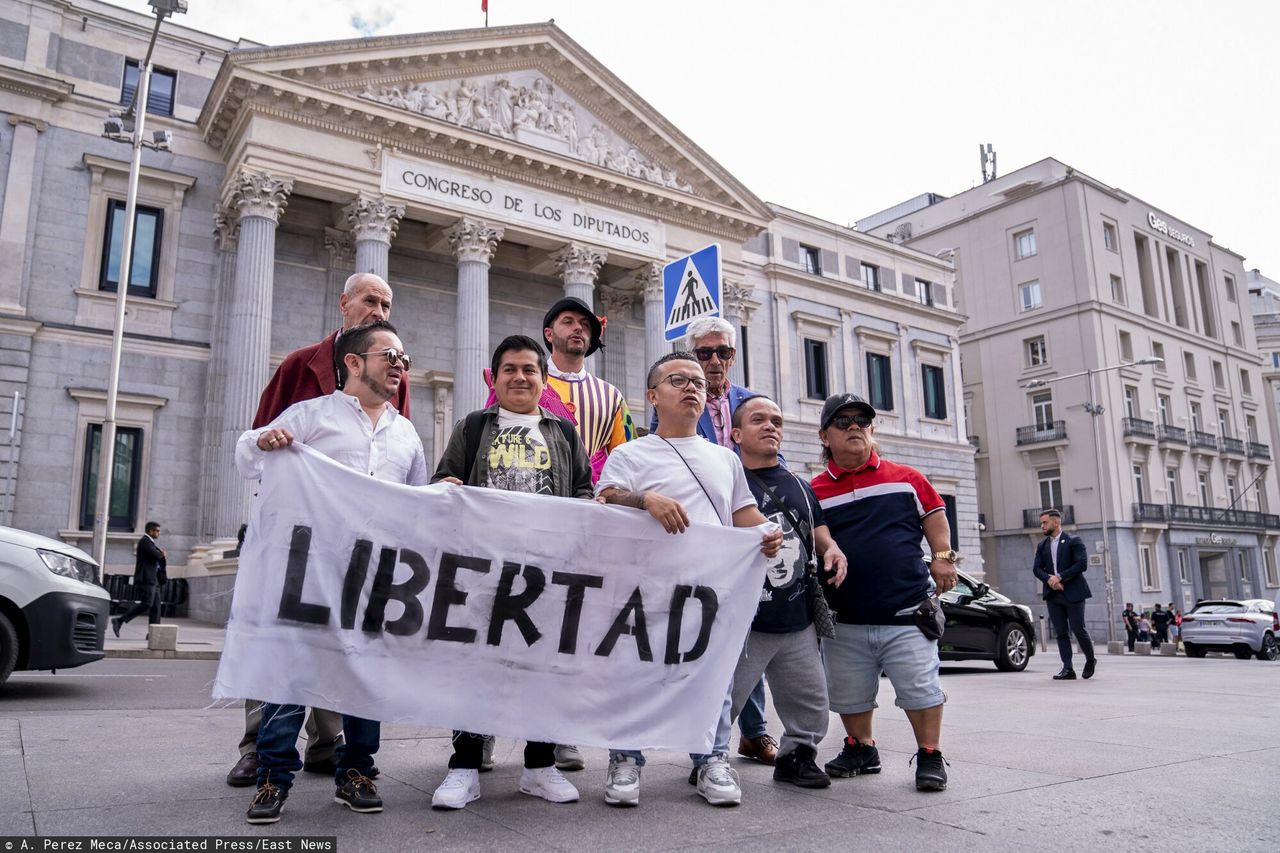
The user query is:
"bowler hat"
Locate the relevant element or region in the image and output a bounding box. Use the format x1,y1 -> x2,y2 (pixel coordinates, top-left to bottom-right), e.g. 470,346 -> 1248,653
543,297 -> 604,356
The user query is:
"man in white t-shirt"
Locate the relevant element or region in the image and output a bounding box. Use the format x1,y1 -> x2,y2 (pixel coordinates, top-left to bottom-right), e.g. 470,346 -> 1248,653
595,352 -> 783,809
429,334 -> 594,811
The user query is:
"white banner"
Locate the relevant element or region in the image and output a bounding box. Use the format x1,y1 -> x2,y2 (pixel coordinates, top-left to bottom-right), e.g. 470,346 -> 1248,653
213,444 -> 766,753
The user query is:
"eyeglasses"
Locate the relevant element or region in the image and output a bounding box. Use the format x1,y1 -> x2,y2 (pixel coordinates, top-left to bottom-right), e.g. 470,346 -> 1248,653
357,348 -> 413,370
829,413 -> 873,431
692,345 -> 736,362
650,374 -> 708,392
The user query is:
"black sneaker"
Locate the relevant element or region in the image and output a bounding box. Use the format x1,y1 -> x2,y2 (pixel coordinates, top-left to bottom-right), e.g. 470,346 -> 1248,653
825,737 -> 881,778
773,746 -> 830,789
334,770 -> 383,813
912,748 -> 949,791
246,781 -> 287,824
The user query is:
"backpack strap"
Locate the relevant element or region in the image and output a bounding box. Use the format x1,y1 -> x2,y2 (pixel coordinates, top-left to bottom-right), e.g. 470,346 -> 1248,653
463,410 -> 488,484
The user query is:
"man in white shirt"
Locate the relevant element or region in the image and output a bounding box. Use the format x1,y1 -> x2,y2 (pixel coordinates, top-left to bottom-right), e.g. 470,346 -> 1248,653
596,352 -> 783,808
235,319 -> 427,825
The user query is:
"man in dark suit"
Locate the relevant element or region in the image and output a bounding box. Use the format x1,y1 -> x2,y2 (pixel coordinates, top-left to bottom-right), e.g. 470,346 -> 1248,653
227,272 -> 406,788
110,521 -> 166,636
1033,508 -> 1097,680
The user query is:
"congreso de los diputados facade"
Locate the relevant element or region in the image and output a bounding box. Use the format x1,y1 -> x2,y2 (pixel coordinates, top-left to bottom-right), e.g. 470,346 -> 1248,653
0,0 -> 978,618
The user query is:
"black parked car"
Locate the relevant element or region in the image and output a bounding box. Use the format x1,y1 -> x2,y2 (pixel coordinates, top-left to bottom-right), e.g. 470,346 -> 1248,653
938,570 -> 1036,671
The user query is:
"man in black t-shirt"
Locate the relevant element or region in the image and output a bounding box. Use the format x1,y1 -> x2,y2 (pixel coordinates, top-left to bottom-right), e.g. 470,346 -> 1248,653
728,395 -> 848,788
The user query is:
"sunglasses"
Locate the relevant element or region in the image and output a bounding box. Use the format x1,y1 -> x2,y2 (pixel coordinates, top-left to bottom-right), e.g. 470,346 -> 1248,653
358,348 -> 413,370
650,374 -> 709,392
693,345 -> 736,362
829,413 -> 873,430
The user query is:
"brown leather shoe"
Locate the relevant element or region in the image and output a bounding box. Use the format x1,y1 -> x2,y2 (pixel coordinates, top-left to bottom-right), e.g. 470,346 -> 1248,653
227,752 -> 260,787
737,734 -> 779,765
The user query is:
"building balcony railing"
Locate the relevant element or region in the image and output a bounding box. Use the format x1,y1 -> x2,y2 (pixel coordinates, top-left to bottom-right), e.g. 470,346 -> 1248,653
1165,503 -> 1280,529
1016,421 -> 1067,445
1121,417 -> 1156,439
1220,435 -> 1246,455
1132,502 -> 1167,522
1189,430 -> 1219,450
1249,442 -> 1271,460
1022,505 -> 1075,528
1156,424 -> 1187,444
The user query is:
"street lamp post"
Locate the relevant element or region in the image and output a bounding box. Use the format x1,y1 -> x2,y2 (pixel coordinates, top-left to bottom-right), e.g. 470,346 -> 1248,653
91,0 -> 187,571
1025,356 -> 1163,647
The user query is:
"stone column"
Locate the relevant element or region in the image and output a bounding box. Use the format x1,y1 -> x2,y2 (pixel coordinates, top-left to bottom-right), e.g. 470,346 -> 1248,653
598,285 -> 636,395
197,212 -> 239,540
343,192 -> 404,280
322,226 -> 355,337
212,170 -> 292,539
896,323 -> 916,437
0,116 -> 46,313
447,217 -> 503,416
637,261 -> 665,427
722,279 -> 753,388
553,242 -> 608,374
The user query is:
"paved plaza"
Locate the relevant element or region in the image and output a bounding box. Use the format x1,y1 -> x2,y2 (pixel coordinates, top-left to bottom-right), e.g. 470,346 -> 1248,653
1,638 -> 1274,851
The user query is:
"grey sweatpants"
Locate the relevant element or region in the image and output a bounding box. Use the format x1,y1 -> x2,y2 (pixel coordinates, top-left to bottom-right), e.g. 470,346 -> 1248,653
729,625 -> 828,757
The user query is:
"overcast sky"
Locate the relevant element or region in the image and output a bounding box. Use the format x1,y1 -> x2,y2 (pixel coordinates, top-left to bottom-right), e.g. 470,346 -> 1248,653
109,0 -> 1279,274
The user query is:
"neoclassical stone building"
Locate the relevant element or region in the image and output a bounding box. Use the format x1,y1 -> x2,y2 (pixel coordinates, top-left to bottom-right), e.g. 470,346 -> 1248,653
0,0 -> 977,620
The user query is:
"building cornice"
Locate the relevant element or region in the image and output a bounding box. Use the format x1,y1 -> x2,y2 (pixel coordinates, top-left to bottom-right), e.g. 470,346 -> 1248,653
0,65 -> 74,102
761,263 -> 966,326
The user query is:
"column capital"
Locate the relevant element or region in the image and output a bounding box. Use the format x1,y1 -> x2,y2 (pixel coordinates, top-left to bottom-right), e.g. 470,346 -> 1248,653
635,261 -> 665,301
324,226 -> 355,267
228,169 -> 292,223
552,242 -> 608,282
343,192 -> 405,244
723,279 -> 755,320
599,285 -> 637,318
7,115 -> 47,131
446,217 -> 504,264
213,208 -> 239,253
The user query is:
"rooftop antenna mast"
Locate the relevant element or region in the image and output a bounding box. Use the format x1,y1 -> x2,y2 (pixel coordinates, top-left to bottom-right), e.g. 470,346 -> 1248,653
979,143 -> 997,183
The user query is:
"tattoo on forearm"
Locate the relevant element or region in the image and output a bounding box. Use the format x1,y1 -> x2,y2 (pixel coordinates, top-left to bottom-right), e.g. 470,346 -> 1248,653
602,488 -> 646,509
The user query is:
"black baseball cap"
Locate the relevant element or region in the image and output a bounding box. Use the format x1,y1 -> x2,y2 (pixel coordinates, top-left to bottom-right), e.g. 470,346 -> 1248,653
543,296 -> 604,356
820,393 -> 876,429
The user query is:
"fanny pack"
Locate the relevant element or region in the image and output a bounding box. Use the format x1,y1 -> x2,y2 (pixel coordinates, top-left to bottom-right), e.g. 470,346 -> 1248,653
914,594 -> 946,641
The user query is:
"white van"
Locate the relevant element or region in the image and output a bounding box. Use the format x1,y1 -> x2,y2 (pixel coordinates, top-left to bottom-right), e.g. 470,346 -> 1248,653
0,525 -> 110,686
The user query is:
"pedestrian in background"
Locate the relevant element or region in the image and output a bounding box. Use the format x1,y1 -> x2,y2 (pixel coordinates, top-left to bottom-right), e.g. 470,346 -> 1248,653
1121,603 -> 1139,652
110,521 -> 166,637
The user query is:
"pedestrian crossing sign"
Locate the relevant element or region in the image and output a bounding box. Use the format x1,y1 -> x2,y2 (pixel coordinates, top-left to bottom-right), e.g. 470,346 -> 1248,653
663,244 -> 721,341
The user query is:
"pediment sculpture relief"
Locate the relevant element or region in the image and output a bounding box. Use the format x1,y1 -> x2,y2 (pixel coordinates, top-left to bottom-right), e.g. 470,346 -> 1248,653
359,71 -> 693,193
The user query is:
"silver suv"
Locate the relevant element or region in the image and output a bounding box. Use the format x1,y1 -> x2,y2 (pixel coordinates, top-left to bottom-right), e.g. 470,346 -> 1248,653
0,525 -> 110,686
1180,599 -> 1279,661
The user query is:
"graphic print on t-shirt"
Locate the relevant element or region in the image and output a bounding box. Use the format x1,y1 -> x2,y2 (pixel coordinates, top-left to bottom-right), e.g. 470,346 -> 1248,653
486,425 -> 552,495
762,510 -> 808,605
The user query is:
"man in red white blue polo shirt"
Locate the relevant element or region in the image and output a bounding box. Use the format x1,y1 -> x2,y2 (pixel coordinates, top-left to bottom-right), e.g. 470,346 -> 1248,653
810,393 -> 958,792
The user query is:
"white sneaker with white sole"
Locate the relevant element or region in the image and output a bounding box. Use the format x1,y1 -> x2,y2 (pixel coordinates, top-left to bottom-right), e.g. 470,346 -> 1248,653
696,757 -> 742,806
604,755 -> 641,807
519,766 -> 579,803
431,768 -> 481,810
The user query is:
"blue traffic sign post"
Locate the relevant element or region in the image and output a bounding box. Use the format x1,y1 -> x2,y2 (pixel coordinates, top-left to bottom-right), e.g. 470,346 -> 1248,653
663,244 -> 721,342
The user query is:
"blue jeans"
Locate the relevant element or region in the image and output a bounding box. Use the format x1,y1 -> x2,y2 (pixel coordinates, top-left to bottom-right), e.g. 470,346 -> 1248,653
610,685 -> 732,768
256,702 -> 379,791
736,678 -> 768,739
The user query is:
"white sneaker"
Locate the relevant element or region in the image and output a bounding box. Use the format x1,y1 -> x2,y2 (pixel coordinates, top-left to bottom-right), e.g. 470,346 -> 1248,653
519,766 -> 580,803
554,743 -> 585,771
604,756 -> 641,807
431,768 -> 481,810
696,757 -> 741,806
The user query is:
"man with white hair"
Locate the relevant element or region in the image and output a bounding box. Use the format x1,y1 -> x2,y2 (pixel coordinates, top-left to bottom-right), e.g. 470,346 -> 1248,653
649,315 -> 779,766
226,272 -> 411,788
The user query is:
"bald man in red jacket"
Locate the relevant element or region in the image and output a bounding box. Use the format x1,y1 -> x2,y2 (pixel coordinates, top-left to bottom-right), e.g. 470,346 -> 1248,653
226,272 -> 412,787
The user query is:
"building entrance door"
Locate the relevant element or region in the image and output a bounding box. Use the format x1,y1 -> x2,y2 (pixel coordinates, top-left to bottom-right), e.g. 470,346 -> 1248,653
1198,553 -> 1230,600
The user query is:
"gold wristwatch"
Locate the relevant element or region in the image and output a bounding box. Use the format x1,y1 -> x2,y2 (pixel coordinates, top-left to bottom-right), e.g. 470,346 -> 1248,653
932,549 -> 962,563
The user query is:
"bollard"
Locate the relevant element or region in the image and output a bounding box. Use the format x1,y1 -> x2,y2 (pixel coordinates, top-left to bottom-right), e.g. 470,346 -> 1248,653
1037,616 -> 1047,653
1106,640 -> 1126,655
1134,643 -> 1152,655
1160,643 -> 1178,656
148,623 -> 178,651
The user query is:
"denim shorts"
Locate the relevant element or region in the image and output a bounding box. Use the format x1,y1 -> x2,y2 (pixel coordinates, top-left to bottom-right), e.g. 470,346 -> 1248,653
823,623 -> 945,713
